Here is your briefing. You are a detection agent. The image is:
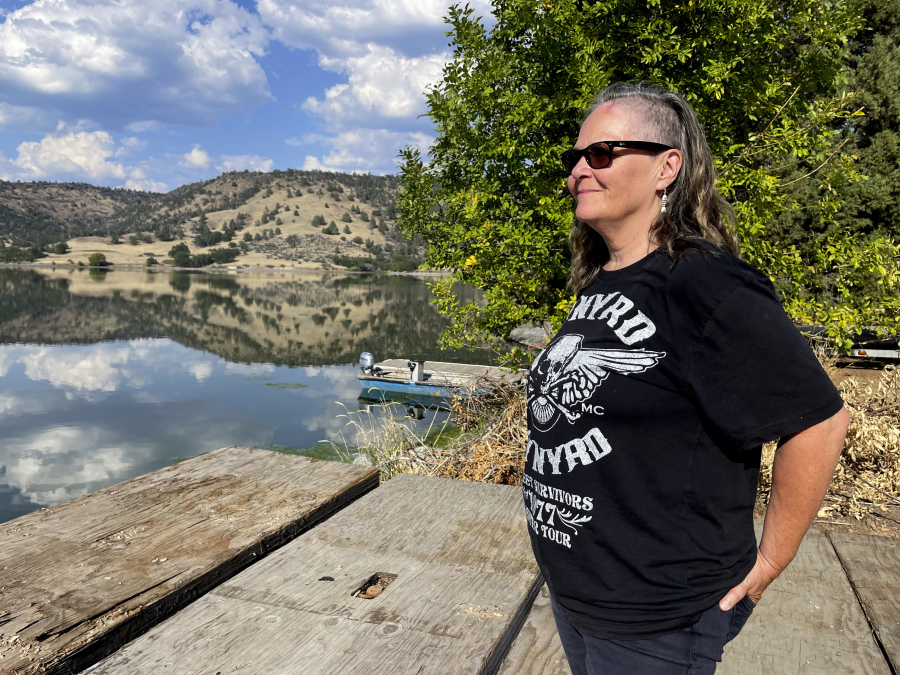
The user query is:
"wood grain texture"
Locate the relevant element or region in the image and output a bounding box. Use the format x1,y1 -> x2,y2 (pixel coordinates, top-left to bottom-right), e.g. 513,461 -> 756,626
498,584 -> 572,675
0,447 -> 378,675
828,531 -> 900,672
720,522 -> 891,675
85,474 -> 542,675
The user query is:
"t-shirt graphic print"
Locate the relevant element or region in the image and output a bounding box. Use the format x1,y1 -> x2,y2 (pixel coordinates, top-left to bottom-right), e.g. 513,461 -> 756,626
523,247 -> 844,641
528,334 -> 665,431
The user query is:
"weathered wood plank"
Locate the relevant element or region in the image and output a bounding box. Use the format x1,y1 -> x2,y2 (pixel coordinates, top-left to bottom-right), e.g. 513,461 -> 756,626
828,531 -> 900,672
498,584 -> 572,675
720,522 -> 891,675
85,474 -> 542,675
0,447 -> 378,675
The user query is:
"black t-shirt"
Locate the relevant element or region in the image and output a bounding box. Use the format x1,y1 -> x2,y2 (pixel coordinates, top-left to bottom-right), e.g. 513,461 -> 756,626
523,246 -> 843,640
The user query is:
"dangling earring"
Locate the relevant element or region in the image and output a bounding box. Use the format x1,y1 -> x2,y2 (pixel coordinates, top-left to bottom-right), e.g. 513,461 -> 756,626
660,188 -> 668,214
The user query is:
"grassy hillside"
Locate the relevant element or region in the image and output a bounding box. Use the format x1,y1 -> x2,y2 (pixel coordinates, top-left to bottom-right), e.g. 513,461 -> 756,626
0,170 -> 423,271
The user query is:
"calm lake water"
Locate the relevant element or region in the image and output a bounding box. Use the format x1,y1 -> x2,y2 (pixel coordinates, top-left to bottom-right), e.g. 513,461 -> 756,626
0,267 -> 491,524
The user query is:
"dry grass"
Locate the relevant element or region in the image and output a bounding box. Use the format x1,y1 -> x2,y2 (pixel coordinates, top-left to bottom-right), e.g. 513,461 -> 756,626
432,377 -> 528,485
758,362 -> 900,521
329,379 -> 528,485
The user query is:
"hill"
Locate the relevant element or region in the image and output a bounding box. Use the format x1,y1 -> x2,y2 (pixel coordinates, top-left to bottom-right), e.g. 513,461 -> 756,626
0,170 -> 423,271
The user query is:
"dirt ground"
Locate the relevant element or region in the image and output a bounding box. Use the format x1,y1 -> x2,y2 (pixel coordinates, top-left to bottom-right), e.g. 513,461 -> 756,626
754,357 -> 900,539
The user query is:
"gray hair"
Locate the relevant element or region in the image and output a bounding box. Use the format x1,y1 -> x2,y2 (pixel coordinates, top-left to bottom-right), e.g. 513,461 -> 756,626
569,82 -> 740,294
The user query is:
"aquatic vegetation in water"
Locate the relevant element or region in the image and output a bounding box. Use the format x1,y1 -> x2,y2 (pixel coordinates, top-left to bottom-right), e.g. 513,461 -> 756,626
264,382 -> 309,389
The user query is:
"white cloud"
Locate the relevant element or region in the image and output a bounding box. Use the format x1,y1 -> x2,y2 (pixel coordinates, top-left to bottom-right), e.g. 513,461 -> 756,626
216,154 -> 274,173
301,156 -> 342,173
0,102 -> 54,131
301,128 -> 432,174
125,167 -> 167,192
0,0 -> 272,128
304,46 -> 446,121
125,178 -> 168,193
126,120 -> 160,132
19,345 -> 131,392
258,0 -> 494,175
257,0 -> 492,59
12,130 -> 126,179
180,144 -> 211,168
189,361 -> 214,382
224,362 -> 276,375
120,136 -> 147,151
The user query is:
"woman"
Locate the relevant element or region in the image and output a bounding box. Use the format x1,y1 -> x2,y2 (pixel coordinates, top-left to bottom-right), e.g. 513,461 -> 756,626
523,83 -> 849,674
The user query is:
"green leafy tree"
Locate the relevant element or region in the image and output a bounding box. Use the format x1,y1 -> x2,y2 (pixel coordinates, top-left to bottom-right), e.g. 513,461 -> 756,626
399,0 -> 899,352
168,242 -> 192,268
343,223 -> 351,234
323,222 -> 340,235
88,253 -> 109,267
341,212 -> 352,223
54,241 -> 69,255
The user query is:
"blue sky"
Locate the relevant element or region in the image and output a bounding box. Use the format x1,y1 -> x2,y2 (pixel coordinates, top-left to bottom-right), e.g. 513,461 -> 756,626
0,0 -> 494,191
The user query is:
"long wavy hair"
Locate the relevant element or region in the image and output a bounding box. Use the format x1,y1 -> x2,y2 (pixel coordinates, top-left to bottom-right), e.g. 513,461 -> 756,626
568,82 -> 740,294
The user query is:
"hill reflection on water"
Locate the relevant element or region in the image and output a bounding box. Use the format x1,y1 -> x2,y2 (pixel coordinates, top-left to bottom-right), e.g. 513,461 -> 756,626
0,267 -> 497,524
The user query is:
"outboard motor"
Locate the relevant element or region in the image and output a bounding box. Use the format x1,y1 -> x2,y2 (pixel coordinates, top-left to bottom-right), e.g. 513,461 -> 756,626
359,352 -> 375,375
408,360 -> 425,383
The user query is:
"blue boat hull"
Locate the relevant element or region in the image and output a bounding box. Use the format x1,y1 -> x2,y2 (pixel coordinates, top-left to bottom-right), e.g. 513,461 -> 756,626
358,380 -> 455,410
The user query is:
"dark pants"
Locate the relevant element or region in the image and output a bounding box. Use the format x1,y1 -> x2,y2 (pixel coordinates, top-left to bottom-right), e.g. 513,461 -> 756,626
550,595 -> 756,675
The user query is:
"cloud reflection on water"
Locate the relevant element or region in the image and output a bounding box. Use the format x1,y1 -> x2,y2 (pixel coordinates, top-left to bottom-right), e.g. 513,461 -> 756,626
0,339 -> 362,521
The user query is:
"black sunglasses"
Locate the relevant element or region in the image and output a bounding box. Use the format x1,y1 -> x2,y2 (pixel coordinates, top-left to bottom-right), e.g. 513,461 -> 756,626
561,141 -> 674,174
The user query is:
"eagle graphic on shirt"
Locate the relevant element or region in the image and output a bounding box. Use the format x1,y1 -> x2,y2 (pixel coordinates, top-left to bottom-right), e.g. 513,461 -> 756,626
528,334 -> 665,431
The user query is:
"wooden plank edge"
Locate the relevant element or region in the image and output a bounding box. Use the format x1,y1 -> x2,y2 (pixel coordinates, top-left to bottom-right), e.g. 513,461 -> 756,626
479,572 -> 545,675
41,469 -> 380,675
823,529 -> 899,675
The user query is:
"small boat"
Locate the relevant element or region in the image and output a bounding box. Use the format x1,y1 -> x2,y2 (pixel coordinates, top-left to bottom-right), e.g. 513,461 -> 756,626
356,352 -> 520,411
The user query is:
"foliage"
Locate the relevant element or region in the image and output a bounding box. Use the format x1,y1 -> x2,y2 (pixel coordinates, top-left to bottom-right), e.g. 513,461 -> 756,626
168,242 -> 237,267
840,0 -> 900,237
332,254 -> 422,272
323,222 -> 340,235
88,253 -> 109,267
399,0 -> 898,355
0,243 -> 42,263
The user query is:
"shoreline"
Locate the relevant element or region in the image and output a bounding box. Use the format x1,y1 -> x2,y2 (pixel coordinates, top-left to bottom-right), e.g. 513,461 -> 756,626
0,262 -> 450,278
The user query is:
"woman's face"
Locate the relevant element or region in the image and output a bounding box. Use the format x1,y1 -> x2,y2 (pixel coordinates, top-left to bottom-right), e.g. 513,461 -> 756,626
567,102 -> 674,234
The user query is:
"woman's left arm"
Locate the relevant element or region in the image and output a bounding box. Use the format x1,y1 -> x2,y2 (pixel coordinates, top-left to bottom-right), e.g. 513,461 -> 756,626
719,405 -> 850,611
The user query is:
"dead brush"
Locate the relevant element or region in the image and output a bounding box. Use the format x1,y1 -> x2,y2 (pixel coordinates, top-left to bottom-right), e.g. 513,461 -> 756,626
758,362 -> 900,521
428,375 -> 528,485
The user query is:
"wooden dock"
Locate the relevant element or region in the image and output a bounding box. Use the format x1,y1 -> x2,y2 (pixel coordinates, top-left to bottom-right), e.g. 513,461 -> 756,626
0,448 -> 378,675
84,474 -> 541,674
2,448 -> 900,674
498,523 -> 900,675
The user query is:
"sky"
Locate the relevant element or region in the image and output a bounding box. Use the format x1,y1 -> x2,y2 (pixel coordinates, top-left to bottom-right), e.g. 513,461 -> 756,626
0,0 -> 495,192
